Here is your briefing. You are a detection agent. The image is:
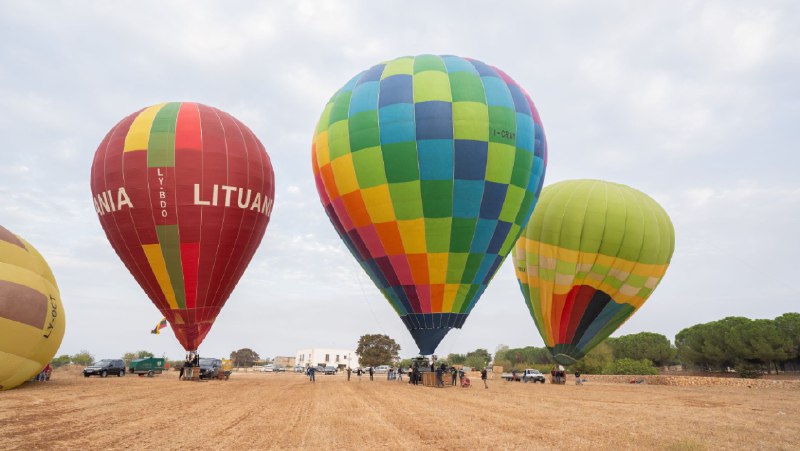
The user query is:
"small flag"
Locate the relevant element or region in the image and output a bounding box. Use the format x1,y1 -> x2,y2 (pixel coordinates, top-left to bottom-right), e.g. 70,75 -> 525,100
151,318 -> 168,335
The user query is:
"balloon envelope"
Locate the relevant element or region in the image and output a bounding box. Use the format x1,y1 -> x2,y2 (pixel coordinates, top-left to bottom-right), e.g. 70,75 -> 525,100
513,180 -> 675,365
0,225 -> 65,390
312,55 -> 547,354
90,102 -> 275,351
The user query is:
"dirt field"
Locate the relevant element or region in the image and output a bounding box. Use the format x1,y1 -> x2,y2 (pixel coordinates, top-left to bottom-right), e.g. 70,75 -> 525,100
1,369 -> 798,450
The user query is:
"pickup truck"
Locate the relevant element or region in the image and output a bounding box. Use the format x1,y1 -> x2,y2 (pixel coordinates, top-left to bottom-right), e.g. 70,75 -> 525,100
501,369 -> 546,383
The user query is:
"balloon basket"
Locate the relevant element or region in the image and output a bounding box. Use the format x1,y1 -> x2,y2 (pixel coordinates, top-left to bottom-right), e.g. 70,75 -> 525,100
181,367 -> 200,382
421,372 -> 454,388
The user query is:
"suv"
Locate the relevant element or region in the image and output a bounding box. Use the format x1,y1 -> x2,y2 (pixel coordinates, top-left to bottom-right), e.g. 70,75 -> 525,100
198,358 -> 222,379
84,359 -> 126,377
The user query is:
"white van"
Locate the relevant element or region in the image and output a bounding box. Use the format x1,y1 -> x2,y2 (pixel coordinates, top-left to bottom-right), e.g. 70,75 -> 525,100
375,365 -> 390,374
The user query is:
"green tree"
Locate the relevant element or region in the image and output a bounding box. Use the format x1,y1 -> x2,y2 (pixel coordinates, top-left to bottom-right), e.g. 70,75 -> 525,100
356,334 -> 401,367
775,313 -> 800,358
448,353 -> 466,364
229,348 -> 260,368
71,350 -> 94,366
574,342 -> 614,374
676,317 -> 750,371
465,348 -> 492,367
51,354 -> 71,368
397,358 -> 413,369
610,332 -> 677,366
603,358 -> 659,375
740,319 -> 792,373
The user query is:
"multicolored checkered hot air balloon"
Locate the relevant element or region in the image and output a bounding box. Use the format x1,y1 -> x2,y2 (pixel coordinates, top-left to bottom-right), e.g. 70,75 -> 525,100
513,180 -> 675,365
90,102 -> 275,351
312,55 -> 548,354
0,225 -> 65,390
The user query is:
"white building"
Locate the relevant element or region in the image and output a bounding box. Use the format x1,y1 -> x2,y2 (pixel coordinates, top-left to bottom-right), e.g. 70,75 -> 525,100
296,348 -> 359,369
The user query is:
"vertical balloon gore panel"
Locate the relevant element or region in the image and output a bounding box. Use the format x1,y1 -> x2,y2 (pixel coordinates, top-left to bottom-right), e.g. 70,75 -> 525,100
0,225 -> 66,390
90,102 -> 275,351
312,55 -> 548,355
513,179 -> 675,365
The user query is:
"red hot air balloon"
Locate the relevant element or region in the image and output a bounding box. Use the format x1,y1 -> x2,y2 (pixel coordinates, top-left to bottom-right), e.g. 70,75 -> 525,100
90,102 -> 274,351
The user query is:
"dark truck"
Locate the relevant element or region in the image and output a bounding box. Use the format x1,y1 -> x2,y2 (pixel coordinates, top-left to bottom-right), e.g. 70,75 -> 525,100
129,357 -> 166,377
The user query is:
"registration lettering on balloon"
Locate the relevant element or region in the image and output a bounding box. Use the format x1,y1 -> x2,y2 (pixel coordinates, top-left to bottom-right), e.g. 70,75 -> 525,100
90,102 -> 275,352
42,294 -> 59,339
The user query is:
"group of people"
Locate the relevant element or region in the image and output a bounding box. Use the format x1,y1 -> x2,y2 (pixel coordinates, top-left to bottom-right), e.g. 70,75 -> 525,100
35,364 -> 52,382
309,364 -> 489,388
549,368 -> 584,385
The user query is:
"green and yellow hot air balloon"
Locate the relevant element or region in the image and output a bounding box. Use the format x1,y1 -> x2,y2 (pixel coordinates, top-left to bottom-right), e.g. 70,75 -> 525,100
513,180 -> 674,365
0,225 -> 65,390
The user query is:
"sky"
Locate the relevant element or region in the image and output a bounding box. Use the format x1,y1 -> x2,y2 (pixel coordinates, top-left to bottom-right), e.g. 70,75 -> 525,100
1,1 -> 798,362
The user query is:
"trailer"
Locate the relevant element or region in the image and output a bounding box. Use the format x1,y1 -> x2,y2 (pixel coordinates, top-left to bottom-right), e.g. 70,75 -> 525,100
129,358 -> 166,377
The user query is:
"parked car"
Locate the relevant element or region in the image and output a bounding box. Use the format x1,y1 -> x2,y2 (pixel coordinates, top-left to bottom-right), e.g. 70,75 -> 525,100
316,365 -> 337,375
375,365 -> 390,374
84,359 -> 126,378
260,364 -> 274,372
501,369 -> 546,383
294,365 -> 304,373
273,365 -> 286,372
129,357 -> 166,377
198,358 -> 222,379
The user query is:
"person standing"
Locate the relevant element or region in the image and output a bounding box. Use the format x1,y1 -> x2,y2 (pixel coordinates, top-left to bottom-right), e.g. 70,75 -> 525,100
458,368 -> 465,386
357,367 -> 363,382
451,367 -> 458,386
346,367 -> 352,381
309,366 -> 316,383
575,370 -> 582,385
368,366 -> 374,381
397,367 -> 404,382
481,368 -> 488,389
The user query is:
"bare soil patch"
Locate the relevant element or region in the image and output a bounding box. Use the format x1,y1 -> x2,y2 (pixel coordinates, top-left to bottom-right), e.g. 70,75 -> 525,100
1,368 -> 797,450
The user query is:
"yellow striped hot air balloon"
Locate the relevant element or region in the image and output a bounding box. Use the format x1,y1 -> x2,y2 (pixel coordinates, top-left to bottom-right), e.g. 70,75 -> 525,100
0,225 -> 65,390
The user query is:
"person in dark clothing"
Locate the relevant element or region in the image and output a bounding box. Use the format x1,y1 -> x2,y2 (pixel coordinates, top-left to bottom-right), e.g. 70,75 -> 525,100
357,367 -> 363,381
346,367 -> 352,381
411,365 -> 419,385
368,366 -> 374,381
435,366 -> 443,387
451,367 -> 458,386
481,368 -> 488,388
308,366 -> 316,383
575,370 -> 582,385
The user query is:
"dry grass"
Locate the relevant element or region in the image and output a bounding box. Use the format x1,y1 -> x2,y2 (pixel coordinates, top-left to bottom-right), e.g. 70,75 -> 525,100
1,368 -> 798,450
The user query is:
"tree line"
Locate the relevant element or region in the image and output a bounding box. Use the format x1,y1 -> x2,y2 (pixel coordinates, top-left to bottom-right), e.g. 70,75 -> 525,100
676,313 -> 799,375
492,312 -> 799,377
